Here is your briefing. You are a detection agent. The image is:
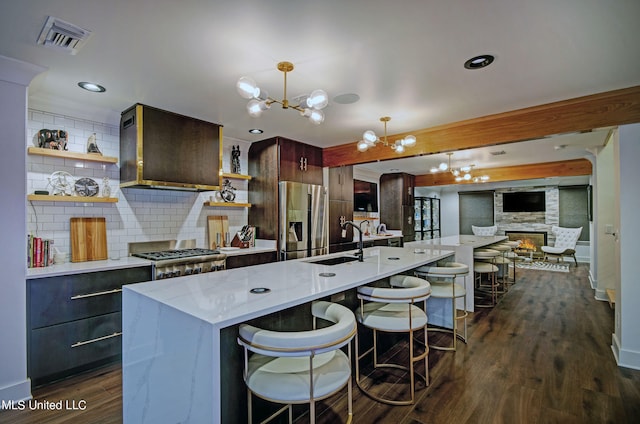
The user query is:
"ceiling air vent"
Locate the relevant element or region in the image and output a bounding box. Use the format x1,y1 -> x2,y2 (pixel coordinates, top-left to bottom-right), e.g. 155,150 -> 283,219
37,16 -> 92,55
490,150 -> 507,156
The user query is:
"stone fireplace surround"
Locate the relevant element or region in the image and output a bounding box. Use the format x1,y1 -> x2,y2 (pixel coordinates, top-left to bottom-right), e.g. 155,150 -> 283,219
494,186 -> 559,246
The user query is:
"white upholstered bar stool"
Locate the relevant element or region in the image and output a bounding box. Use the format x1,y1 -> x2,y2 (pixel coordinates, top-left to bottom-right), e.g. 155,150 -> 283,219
355,275 -> 431,405
414,262 -> 469,351
473,249 -> 500,308
237,301 -> 357,424
488,243 -> 514,292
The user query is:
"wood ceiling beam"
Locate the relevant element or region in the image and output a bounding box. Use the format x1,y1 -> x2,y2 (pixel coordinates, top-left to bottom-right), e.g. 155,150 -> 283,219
322,85 -> 640,168
414,158 -> 593,187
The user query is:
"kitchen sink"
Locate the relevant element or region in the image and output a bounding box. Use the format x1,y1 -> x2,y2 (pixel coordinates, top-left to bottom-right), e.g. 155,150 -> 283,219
305,255 -> 361,266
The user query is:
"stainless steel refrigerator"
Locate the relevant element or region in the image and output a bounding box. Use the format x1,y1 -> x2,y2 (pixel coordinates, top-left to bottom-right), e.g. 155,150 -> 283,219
279,181 -> 328,260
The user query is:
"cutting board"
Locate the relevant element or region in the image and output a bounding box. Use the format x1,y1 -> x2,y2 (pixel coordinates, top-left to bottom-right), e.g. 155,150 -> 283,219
70,217 -> 108,262
207,215 -> 229,249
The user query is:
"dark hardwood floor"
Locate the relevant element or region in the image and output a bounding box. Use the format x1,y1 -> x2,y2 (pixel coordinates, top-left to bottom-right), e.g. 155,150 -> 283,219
3,264 -> 640,423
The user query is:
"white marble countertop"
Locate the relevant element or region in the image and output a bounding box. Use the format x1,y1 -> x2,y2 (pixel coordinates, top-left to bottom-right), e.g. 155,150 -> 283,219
405,234 -> 507,248
357,230 -> 404,242
25,240 -> 277,279
26,256 -> 153,279
124,245 -> 454,329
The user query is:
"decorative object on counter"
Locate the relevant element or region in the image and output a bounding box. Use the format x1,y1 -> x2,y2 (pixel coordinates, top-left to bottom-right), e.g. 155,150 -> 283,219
377,223 -> 387,234
357,116 -> 416,153
86,132 -> 102,154
70,217 -> 108,262
236,61 -> 328,124
37,129 -> 68,150
101,176 -> 111,197
231,225 -> 255,248
27,234 -> 55,267
231,145 -> 241,174
218,179 -> 236,202
74,177 -> 100,197
47,171 -> 74,196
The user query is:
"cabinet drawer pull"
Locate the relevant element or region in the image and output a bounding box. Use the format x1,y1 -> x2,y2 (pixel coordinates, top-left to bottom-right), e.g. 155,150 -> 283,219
71,332 -> 122,348
70,288 -> 122,300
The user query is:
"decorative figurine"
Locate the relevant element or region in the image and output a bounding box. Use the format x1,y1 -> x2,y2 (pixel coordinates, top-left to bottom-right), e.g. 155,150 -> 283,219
231,145 -> 241,174
87,132 -> 102,155
38,129 -> 68,150
218,179 -> 236,202
102,176 -> 112,198
47,171 -> 74,196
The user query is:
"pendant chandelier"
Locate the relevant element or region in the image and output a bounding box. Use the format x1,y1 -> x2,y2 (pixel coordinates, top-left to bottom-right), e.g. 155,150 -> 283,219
236,61 -> 328,125
356,116 -> 416,153
431,152 -> 490,183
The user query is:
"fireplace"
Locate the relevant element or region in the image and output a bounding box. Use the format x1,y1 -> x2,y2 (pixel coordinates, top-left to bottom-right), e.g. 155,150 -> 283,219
504,231 -> 548,259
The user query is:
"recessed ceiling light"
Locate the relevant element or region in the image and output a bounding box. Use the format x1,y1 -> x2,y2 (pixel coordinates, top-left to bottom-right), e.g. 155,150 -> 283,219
77,81 -> 106,92
248,128 -> 263,134
464,55 -> 495,70
333,93 -> 360,105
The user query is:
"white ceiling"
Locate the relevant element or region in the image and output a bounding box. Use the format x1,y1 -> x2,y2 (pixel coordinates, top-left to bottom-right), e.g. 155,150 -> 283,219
2,1 -> 639,175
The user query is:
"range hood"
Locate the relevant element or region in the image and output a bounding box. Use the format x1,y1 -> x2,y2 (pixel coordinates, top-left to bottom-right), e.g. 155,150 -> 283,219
119,104 -> 222,191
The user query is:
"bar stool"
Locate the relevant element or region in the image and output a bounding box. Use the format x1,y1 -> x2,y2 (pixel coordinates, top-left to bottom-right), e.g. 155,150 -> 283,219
237,301 -> 357,424
492,241 -> 521,286
488,244 -> 513,292
355,275 -> 431,405
414,262 -> 469,351
473,249 -> 500,307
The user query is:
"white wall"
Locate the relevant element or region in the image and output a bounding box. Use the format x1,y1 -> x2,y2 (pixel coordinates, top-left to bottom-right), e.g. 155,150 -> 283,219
0,55 -> 45,403
594,131 -> 617,299
26,109 -> 251,260
614,123 -> 640,370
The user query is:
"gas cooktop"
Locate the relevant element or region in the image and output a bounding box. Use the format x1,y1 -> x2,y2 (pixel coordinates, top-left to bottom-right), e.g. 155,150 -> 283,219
133,248 -> 220,261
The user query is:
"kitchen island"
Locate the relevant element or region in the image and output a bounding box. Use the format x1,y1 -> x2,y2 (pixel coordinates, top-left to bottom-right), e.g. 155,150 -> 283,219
121,245 -> 453,424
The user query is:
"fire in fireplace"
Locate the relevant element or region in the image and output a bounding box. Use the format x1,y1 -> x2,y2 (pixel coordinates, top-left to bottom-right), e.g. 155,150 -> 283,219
504,231 -> 548,259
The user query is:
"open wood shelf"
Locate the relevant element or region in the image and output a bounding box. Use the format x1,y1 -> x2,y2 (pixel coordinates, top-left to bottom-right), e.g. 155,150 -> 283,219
204,201 -> 251,208
28,194 -> 118,203
28,147 -> 118,164
221,173 -> 251,180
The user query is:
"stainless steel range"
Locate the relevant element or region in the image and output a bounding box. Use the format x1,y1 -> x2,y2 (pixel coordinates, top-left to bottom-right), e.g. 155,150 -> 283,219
129,241 -> 227,280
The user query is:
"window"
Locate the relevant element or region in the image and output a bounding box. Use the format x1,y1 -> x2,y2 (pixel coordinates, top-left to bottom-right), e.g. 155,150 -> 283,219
458,191 -> 494,235
559,185 -> 590,241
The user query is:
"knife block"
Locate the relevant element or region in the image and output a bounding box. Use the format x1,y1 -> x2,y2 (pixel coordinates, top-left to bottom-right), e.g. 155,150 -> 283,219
231,233 -> 249,248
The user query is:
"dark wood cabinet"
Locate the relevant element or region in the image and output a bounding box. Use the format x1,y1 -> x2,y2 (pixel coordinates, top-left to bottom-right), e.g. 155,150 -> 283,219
225,251 -> 277,269
248,137 -> 322,246
380,172 -> 415,241
278,138 -> 323,184
27,266 -> 152,387
328,166 -> 354,248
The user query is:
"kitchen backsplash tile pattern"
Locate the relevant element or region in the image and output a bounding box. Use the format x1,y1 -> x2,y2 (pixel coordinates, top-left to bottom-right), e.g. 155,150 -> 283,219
27,109 -> 250,260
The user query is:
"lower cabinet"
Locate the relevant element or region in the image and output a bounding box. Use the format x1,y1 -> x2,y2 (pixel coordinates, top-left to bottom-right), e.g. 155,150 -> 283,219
27,266 -> 152,387
225,251 -> 277,269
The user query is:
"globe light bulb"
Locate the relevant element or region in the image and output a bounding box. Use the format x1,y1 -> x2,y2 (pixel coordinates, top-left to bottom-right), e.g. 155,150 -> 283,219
403,135 -> 416,147
357,140 -> 369,152
237,77 -> 260,99
363,130 -> 377,144
307,89 -> 329,109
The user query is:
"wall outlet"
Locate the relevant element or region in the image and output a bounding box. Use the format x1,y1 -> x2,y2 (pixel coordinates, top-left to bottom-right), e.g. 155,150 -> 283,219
605,224 -> 614,234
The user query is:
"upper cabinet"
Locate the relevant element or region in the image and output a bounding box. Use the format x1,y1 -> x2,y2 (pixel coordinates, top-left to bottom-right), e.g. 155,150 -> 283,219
328,165 -> 353,202
278,138 -> 323,184
119,104 -> 221,191
380,172 -> 415,240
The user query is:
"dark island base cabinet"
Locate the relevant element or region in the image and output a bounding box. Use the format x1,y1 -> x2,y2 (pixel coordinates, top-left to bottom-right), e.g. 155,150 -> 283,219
225,251 -> 277,269
27,266 -> 152,387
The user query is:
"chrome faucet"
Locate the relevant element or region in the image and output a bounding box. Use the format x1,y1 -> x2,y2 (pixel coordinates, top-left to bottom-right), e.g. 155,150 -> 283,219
342,220 -> 369,262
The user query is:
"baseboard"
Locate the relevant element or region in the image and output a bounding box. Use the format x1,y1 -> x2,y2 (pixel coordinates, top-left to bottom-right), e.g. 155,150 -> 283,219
594,288 -> 608,302
0,378 -> 32,404
612,333 -> 640,371
588,270 -> 596,290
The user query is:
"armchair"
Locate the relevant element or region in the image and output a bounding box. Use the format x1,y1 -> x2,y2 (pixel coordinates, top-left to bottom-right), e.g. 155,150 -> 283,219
541,226 -> 582,266
472,225 -> 497,236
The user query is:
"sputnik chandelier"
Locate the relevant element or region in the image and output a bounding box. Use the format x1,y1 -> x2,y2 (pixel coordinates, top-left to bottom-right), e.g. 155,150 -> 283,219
357,116 -> 416,153
236,61 -> 328,124
431,152 -> 490,183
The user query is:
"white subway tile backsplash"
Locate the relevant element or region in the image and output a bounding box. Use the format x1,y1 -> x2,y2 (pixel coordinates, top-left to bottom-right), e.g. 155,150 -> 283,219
27,109 -> 252,260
